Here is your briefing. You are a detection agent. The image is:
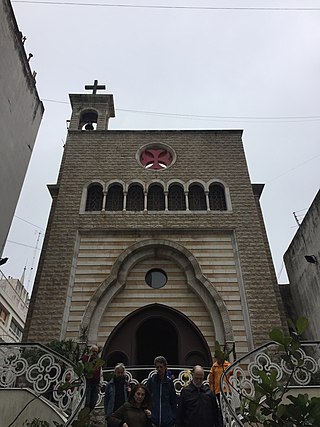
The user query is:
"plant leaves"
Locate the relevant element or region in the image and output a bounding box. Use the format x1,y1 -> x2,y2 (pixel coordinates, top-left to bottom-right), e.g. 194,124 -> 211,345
269,328 -> 285,344
296,316 -> 308,335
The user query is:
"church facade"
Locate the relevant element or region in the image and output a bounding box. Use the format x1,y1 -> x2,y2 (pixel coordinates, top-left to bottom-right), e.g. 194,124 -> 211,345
24,86 -> 286,367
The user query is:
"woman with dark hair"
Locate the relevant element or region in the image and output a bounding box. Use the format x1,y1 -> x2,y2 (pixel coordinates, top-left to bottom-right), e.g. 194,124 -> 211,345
108,383 -> 152,427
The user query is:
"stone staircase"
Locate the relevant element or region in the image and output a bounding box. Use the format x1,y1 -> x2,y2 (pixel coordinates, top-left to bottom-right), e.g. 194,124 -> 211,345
90,408 -> 107,427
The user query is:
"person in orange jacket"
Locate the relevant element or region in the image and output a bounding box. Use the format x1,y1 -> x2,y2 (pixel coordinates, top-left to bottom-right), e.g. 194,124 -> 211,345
209,357 -> 231,401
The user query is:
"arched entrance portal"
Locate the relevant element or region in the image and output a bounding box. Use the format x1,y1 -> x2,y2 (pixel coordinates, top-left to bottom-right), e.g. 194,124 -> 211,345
102,304 -> 212,367
136,317 -> 178,366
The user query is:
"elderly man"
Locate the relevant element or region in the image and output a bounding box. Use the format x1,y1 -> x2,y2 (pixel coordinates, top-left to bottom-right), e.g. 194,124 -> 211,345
176,365 -> 222,427
82,345 -> 104,412
104,362 -> 130,418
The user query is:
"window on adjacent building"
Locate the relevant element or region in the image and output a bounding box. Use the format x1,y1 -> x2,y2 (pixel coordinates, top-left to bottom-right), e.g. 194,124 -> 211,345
0,304 -> 8,325
209,183 -> 227,210
85,184 -> 103,211
188,184 -> 207,210
147,184 -> 165,211
9,319 -> 23,339
168,184 -> 186,210
106,184 -> 124,211
126,184 -> 144,211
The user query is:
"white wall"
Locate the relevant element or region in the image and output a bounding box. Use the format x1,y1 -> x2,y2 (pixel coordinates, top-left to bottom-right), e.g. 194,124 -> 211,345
0,0 -> 44,255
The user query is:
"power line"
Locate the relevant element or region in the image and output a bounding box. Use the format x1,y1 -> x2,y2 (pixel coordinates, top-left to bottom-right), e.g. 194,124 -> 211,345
14,215 -> 44,230
6,240 -> 41,250
12,1 -> 320,11
41,98 -> 320,122
267,153 -> 320,183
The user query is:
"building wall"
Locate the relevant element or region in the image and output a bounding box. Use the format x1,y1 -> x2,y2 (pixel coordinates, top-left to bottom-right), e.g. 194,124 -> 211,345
0,0 -> 44,255
0,276 -> 29,342
284,190 -> 320,340
64,231 -> 248,359
24,119 -> 286,358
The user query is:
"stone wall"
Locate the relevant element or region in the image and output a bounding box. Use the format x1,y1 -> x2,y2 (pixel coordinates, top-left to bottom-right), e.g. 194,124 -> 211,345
24,129 -> 286,354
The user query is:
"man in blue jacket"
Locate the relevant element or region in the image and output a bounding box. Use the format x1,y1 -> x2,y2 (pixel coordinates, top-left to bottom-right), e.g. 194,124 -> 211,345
146,355 -> 177,427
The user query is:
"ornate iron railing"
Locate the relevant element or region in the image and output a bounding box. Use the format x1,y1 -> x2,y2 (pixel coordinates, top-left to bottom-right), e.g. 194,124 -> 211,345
0,342 -> 86,426
0,347 -> 211,423
7,341 -> 320,426
220,341 -> 320,427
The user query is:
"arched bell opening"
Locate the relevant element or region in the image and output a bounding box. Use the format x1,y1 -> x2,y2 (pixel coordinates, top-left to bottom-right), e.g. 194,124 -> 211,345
79,109 -> 98,131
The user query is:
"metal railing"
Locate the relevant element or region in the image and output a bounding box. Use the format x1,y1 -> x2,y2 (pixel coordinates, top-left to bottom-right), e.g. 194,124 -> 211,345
5,340 -> 319,426
0,347 -> 210,423
220,341 -> 320,426
0,342 -> 86,426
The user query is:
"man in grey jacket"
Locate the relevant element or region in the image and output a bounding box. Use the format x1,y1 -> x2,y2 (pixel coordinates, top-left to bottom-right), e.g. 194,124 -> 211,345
104,363 -> 130,418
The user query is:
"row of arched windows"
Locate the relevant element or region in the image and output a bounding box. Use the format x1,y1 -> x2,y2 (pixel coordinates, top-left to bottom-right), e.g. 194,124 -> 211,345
85,182 -> 228,212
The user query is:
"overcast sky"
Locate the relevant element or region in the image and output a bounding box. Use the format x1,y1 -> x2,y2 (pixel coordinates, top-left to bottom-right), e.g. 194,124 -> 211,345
2,0 -> 320,292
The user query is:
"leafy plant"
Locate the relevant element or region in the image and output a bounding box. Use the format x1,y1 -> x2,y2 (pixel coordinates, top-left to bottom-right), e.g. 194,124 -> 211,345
46,339 -> 84,364
241,317 -> 320,426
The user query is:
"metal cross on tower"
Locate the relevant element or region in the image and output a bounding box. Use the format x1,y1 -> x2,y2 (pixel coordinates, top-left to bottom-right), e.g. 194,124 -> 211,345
84,79 -> 106,94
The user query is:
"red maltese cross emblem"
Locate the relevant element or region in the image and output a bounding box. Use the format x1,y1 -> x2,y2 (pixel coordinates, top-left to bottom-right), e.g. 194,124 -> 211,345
140,148 -> 172,170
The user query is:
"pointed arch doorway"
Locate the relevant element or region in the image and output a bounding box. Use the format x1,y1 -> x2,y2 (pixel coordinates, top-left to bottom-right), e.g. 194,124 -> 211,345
102,304 -> 212,367
136,317 -> 178,366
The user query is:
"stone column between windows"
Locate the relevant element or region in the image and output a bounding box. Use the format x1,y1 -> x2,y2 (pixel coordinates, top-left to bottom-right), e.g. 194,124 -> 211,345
164,191 -> 168,211
123,191 -> 127,211
144,192 -> 148,211
185,191 -> 189,211
102,191 -> 107,211
205,191 -> 210,211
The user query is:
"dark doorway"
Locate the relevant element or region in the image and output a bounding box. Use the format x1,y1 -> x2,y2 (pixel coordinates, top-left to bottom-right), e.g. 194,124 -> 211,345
102,304 -> 212,367
136,317 -> 178,366
106,351 -> 129,367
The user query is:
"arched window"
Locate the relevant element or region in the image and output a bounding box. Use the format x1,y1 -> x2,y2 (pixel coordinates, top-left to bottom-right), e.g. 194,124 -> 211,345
85,184 -> 103,211
147,184 -> 165,211
126,184 -> 144,211
209,183 -> 227,210
106,184 -> 123,211
168,184 -> 186,210
188,184 -> 206,210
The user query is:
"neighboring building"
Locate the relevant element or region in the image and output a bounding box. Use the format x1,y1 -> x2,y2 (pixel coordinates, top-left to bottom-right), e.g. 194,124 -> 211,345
24,86 -> 286,366
0,274 -> 29,343
284,190 -> 320,340
0,0 -> 44,256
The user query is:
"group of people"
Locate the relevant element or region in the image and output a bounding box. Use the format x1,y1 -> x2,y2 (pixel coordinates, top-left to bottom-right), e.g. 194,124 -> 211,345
82,346 -> 229,427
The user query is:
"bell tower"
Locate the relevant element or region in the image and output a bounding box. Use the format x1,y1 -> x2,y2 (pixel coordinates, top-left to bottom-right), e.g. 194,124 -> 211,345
68,80 -> 115,131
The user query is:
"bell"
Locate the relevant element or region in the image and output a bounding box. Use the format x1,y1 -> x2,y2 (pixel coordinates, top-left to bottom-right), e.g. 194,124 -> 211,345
85,122 -> 94,131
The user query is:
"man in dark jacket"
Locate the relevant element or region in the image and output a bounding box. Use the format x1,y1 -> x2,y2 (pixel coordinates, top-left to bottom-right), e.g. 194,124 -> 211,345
146,355 -> 177,427
176,365 -> 222,427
